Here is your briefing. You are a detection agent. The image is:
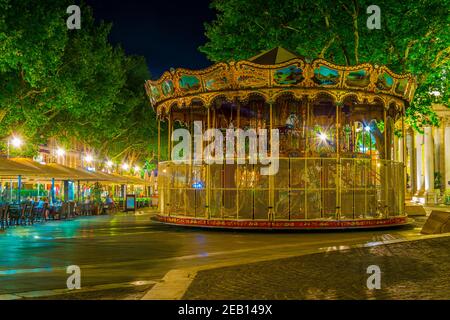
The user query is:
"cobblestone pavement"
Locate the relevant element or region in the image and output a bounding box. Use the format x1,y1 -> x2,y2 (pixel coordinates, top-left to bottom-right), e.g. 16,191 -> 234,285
183,236 -> 450,300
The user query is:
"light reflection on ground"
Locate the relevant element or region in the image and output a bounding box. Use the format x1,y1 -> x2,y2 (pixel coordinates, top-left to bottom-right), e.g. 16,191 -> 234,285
0,211 -> 426,298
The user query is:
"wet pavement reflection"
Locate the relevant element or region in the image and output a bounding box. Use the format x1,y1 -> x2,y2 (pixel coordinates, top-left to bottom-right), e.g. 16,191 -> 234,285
0,212 -> 425,297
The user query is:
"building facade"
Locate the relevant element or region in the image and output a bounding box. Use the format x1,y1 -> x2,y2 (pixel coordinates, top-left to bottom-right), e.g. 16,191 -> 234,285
406,104 -> 450,204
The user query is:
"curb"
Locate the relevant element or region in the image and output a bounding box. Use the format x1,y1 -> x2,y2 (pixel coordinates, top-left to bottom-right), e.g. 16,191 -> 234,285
141,270 -> 196,300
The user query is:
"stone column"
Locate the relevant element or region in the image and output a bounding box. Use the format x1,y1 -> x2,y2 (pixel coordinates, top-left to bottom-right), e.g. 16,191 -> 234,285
424,127 -> 434,199
433,125 -> 444,195
415,132 -> 424,194
445,125 -> 450,191
406,130 -> 416,195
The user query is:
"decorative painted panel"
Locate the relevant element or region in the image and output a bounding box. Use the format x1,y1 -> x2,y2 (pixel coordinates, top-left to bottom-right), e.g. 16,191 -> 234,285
395,78 -> 408,95
179,75 -> 201,92
345,69 -> 370,88
162,80 -> 174,96
236,64 -> 268,88
376,72 -> 394,91
313,65 -> 340,86
273,65 -> 304,85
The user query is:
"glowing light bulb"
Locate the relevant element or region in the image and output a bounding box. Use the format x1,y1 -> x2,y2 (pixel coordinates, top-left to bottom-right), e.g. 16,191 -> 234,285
134,165 -> 140,172
11,136 -> 23,148
319,132 -> 328,142
56,148 -> 65,157
365,126 -> 371,132
84,154 -> 93,163
122,163 -> 129,171
106,160 -> 113,167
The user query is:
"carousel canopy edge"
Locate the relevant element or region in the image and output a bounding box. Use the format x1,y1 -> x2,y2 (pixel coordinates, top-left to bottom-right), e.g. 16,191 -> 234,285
145,47 -> 416,113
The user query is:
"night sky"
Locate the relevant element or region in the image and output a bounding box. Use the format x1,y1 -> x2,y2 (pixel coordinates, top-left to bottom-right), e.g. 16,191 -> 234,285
85,0 -> 216,79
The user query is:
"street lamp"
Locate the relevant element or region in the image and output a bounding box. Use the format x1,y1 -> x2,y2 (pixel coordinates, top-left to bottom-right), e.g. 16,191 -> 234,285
7,136 -> 23,159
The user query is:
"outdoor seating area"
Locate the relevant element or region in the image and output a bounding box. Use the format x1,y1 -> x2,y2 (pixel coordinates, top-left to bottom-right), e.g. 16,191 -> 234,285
0,157 -> 153,231
0,196 -> 154,230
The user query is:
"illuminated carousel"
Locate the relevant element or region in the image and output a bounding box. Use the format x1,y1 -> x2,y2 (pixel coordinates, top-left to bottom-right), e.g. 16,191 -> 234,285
146,47 -> 416,229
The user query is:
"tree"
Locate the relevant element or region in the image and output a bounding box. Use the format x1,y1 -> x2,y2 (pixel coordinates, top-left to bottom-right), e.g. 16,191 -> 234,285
0,0 -> 70,155
0,1 -> 158,163
200,0 -> 449,131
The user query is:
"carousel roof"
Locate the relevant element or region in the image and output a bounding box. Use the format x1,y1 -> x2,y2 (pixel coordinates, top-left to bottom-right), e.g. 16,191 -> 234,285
145,47 -> 416,115
249,47 -> 300,65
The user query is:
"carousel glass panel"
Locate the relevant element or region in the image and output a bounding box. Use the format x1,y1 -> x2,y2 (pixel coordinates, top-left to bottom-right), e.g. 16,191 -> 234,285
238,189 -> 254,219
214,101 -> 238,130
194,187 -> 206,218
274,188 -> 290,220
309,96 -> 337,156
274,96 -> 306,156
247,98 -> 269,131
209,163 -> 223,218
340,158 -> 355,219
274,158 -> 290,219
353,159 -> 370,219
322,158 -> 337,219
254,189 -> 269,220
170,164 -> 189,216
237,163 -> 255,220
289,158 -> 306,220
158,162 -> 170,215
305,158 -> 322,219
222,164 -> 238,219
184,164 -> 205,217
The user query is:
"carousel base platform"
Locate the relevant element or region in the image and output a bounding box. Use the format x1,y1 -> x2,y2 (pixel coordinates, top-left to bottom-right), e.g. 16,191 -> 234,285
154,215 -> 410,230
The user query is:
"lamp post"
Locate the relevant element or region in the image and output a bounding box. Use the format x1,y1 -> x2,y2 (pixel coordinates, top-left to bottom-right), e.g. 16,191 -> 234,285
6,136 -> 23,202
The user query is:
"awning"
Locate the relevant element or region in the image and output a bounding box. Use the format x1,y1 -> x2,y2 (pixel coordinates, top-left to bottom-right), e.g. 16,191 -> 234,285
8,158 -> 71,180
47,163 -> 101,181
0,157 -> 36,177
0,158 -> 149,185
119,175 -> 150,185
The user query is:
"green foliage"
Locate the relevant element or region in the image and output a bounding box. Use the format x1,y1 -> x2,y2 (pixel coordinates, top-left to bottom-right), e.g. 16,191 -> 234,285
201,0 -> 449,131
91,182 -> 103,204
0,1 -> 157,163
